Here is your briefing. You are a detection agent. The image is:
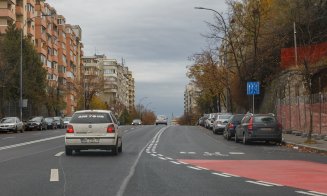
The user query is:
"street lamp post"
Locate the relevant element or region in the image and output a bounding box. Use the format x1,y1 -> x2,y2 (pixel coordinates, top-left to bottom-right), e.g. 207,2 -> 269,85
20,14 -> 51,120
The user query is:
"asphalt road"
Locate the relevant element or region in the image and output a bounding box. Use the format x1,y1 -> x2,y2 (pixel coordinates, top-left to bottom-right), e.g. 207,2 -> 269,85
0,125 -> 326,196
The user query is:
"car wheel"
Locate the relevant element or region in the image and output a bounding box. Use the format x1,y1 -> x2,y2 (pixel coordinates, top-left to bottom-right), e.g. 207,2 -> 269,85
118,139 -> 122,153
65,147 -> 73,156
243,134 -> 248,145
14,126 -> 18,133
112,140 -> 119,155
235,133 -> 239,143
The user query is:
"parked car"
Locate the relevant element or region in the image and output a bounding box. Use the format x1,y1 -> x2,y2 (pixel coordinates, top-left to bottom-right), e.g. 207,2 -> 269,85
155,115 -> 168,125
0,117 -> 25,133
25,116 -> 47,131
204,113 -> 217,129
63,116 -> 72,128
213,113 -> 232,134
200,114 -> 209,127
44,117 -> 58,129
223,114 -> 245,140
234,113 -> 282,144
53,116 -> 64,128
65,110 -> 122,155
132,119 -> 142,125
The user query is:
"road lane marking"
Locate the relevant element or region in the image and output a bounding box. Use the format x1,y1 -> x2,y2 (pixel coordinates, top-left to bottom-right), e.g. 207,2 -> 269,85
257,181 -> 283,186
296,191 -> 326,196
188,152 -> 196,154
246,181 -> 273,187
170,161 -> 181,165
117,126 -> 168,196
0,135 -> 64,151
180,152 -> 186,154
50,169 -> 59,182
54,151 -> 65,157
150,154 -> 157,157
196,166 -> 209,170
157,154 -> 164,156
2,137 -> 15,140
309,191 -> 327,196
187,166 -> 202,170
229,152 -> 245,155
212,173 -> 232,177
158,157 -> 167,160
178,161 -> 188,165
222,173 -> 239,177
165,157 -> 173,160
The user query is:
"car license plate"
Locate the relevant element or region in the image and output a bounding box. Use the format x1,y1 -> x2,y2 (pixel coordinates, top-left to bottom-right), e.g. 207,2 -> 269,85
81,138 -> 99,143
261,128 -> 273,131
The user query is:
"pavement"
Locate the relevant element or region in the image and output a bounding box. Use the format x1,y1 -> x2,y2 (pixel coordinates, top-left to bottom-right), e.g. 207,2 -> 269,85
282,132 -> 327,154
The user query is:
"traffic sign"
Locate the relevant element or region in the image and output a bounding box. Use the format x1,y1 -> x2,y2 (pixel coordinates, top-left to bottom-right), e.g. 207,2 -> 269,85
247,81 -> 260,95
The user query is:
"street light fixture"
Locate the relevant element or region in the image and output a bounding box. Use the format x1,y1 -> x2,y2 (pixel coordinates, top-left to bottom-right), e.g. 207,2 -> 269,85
20,14 -> 52,120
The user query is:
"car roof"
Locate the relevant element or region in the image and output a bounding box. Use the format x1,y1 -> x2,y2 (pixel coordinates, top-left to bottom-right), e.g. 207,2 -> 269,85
73,110 -> 112,114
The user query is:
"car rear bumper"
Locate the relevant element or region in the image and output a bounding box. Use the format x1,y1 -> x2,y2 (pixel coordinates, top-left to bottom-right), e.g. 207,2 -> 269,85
65,136 -> 116,148
247,134 -> 282,141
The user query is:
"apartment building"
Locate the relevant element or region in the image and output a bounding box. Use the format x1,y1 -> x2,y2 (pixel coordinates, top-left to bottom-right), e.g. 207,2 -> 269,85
0,0 -> 83,116
184,83 -> 201,115
82,55 -> 135,112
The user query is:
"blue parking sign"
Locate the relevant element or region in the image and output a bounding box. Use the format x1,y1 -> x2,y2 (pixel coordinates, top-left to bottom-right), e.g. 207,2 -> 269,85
247,81 -> 260,95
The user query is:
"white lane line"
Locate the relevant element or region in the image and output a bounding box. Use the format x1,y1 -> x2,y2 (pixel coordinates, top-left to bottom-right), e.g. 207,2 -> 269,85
54,151 -> 65,157
309,191 -> 327,196
229,152 -> 245,155
222,173 -> 239,177
0,135 -> 64,151
50,169 -> 59,182
150,154 -> 157,157
212,173 -> 232,177
197,166 -> 209,170
188,152 -> 196,154
246,181 -> 273,187
170,161 -> 181,165
165,157 -> 173,160
296,191 -> 326,196
178,161 -> 188,165
157,154 -> 164,156
180,152 -> 186,154
2,137 -> 15,140
158,157 -> 167,160
187,166 -> 202,170
257,181 -> 283,187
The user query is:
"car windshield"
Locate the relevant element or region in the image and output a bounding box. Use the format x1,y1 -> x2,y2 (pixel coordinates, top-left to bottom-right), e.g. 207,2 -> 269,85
64,117 -> 72,121
44,118 -> 53,122
0,118 -> 15,123
70,113 -> 112,124
219,115 -> 231,120
254,116 -> 276,124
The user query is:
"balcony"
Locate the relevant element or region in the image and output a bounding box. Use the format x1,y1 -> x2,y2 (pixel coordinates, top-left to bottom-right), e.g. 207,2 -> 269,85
0,8 -> 16,21
16,6 -> 23,16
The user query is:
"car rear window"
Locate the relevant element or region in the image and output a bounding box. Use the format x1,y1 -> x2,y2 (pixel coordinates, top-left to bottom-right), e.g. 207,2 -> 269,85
219,115 -> 231,120
70,113 -> 112,124
254,116 -> 276,124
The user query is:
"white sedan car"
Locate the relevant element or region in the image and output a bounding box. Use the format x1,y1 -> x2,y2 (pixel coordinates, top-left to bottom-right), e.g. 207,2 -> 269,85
65,110 -> 122,155
0,117 -> 24,133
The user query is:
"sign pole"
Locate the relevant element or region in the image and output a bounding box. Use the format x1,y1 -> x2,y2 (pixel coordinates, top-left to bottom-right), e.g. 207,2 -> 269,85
252,94 -> 254,114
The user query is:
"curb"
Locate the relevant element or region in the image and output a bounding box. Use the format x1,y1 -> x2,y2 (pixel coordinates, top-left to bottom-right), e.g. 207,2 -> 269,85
282,141 -> 327,154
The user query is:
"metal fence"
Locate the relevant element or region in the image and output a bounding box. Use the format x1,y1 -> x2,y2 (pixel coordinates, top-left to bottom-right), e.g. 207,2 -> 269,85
276,93 -> 327,135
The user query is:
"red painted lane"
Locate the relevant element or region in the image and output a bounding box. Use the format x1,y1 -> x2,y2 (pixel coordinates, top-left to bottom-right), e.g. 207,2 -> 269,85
180,160 -> 327,193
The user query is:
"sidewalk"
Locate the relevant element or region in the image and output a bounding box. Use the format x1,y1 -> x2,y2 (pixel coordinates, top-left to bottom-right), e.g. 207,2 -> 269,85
282,133 -> 327,154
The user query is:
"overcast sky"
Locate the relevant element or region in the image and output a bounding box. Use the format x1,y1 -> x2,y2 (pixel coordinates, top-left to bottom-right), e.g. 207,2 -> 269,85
46,0 -> 227,117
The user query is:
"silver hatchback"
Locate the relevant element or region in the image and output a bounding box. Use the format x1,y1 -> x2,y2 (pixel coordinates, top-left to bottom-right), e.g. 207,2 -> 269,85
65,110 -> 122,155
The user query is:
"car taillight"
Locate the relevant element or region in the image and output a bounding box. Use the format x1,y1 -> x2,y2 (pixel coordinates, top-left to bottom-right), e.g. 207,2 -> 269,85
248,117 -> 253,131
66,125 -> 74,133
107,124 -> 115,133
229,123 -> 234,129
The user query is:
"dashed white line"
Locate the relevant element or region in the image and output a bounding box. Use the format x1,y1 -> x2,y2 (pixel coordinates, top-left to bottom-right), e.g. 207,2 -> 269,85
2,137 -> 15,140
308,191 -> 327,196
54,151 -> 65,157
229,152 -> 245,155
158,157 -> 167,160
296,191 -> 326,196
178,161 -> 188,165
50,169 -> 59,182
170,161 -> 181,165
196,166 -> 209,170
188,152 -> 196,154
150,154 -> 157,157
246,181 -> 273,187
212,173 -> 232,177
157,154 -> 164,156
180,152 -> 186,154
165,157 -> 173,160
222,173 -> 239,177
257,181 -> 283,187
187,166 -> 202,170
